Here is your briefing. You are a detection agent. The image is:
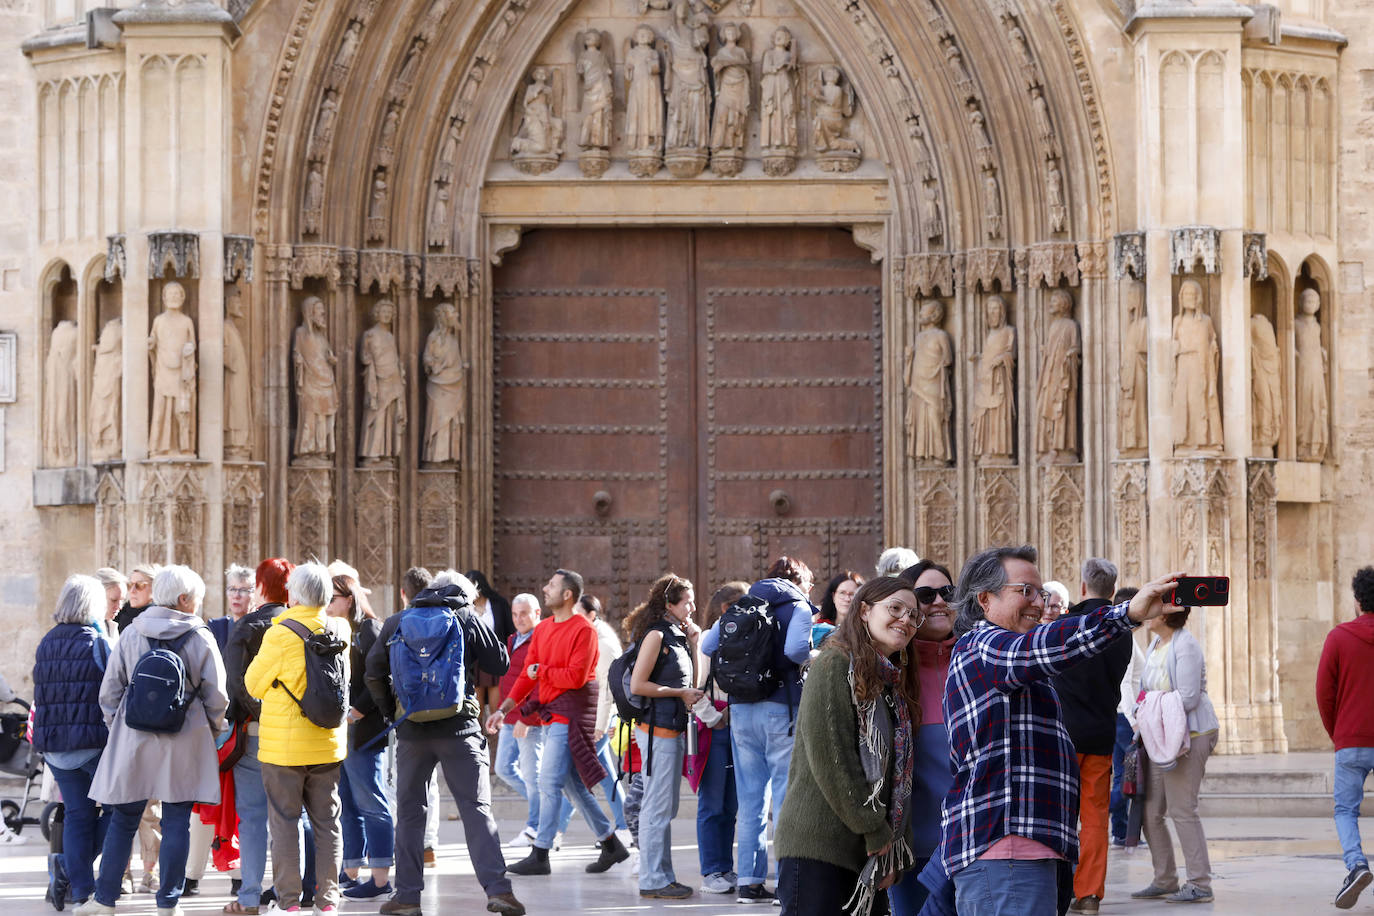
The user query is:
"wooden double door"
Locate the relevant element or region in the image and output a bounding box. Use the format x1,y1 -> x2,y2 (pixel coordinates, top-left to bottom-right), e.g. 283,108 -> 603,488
492,227 -> 883,622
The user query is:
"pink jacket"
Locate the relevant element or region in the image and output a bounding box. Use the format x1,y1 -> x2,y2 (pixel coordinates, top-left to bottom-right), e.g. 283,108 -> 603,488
1136,689 -> 1189,769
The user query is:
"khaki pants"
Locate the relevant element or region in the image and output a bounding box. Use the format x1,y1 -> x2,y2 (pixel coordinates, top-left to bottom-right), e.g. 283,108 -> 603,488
261,761 -> 343,910
138,800 -> 161,879
1141,730 -> 1217,892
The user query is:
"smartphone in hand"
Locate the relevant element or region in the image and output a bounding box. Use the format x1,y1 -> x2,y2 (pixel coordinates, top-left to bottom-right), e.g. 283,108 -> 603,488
1170,576 -> 1230,606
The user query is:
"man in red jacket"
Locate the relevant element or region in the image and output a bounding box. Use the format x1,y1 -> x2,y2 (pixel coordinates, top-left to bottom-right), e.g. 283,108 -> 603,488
1317,565 -> 1374,909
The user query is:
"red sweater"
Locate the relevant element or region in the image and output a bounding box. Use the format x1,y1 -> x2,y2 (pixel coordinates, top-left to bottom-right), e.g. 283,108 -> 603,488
499,632 -> 541,726
1316,613 -> 1374,750
505,613 -> 599,726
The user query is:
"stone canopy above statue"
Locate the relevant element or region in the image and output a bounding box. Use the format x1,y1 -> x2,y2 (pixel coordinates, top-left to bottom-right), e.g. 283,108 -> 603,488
490,0 -> 871,181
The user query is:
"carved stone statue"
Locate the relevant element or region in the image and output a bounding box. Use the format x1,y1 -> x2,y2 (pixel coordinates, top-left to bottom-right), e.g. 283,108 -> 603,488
664,0 -> 711,177
43,319 -> 79,466
710,22 -> 751,177
303,161 -> 325,235
576,30 -> 614,177
812,66 -> 861,172
148,281 -> 197,457
1036,289 -> 1081,461
359,299 -> 406,460
293,295 -> 338,460
89,317 -> 122,463
904,300 -> 953,463
1047,161 -> 1066,233
368,171 -> 387,221
1250,312 -> 1281,453
624,25 -> 664,177
971,296 -> 1016,461
1031,86 -> 1054,150
1295,288 -> 1329,461
332,21 -> 362,80
377,104 -> 400,166
759,26 -> 798,175
1171,278 -> 1223,452
224,290 -> 252,459
984,172 -> 1003,239
311,89 -> 339,154
1119,282 -> 1149,453
511,67 -> 564,175
423,301 -> 467,465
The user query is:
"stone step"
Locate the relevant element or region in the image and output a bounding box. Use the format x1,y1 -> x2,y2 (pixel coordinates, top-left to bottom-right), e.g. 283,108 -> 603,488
1196,750 -> 1367,818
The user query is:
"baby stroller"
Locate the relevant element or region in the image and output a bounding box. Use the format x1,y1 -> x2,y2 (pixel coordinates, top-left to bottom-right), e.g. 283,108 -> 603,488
1,695 -> 59,839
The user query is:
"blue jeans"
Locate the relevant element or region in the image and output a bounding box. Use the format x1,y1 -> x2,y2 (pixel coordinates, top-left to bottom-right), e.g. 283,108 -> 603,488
495,723 -> 524,796
887,856 -> 930,915
953,858 -> 1059,916
514,724 -> 573,834
595,734 -> 628,831
340,741 -> 394,869
233,731 -> 271,907
635,728 -> 684,890
535,722 -> 612,849
1335,747 -> 1374,870
48,755 -> 110,903
730,701 -> 794,886
1110,713 -> 1133,841
94,799 -> 193,909
696,724 -> 738,876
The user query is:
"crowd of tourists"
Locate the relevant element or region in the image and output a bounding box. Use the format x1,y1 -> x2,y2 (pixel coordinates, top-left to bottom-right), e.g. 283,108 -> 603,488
16,543 -> 1374,916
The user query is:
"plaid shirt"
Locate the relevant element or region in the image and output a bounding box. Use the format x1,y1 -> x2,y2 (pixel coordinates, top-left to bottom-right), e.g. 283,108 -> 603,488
939,600 -> 1137,874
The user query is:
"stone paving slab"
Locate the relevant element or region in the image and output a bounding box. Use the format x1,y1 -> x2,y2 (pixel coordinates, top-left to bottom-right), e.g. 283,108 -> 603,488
0,813 -> 1366,915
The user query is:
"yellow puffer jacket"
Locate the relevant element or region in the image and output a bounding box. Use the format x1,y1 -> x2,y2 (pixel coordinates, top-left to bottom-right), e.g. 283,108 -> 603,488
244,605 -> 349,766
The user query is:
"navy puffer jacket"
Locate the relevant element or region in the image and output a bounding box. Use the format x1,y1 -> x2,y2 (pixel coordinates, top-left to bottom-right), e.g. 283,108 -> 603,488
31,622 -> 111,753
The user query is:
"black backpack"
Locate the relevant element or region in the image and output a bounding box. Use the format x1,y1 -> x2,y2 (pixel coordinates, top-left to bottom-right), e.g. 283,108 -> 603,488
607,641 -> 652,724
124,631 -> 199,734
712,594 -> 782,703
272,619 -> 349,729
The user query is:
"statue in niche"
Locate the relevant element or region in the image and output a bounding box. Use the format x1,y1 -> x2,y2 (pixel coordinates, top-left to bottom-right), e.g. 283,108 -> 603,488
923,182 -> 943,242
396,38 -> 425,92
303,161 -> 324,234
1047,160 -> 1066,232
812,66 -> 861,172
332,20 -> 362,77
984,172 -> 1002,239
225,290 -> 252,459
664,0 -> 711,176
911,125 -> 934,181
479,7 -> 518,62
293,295 -> 338,459
423,301 -> 467,465
511,67 -> 564,174
1250,312 -> 1281,453
968,105 -> 993,156
428,181 -> 450,246
89,317 -> 122,462
368,170 -> 388,222
1295,288 -> 1329,461
904,300 -> 954,463
971,296 -> 1016,461
359,299 -> 406,461
576,30 -> 614,177
759,26 -> 798,175
43,319 -> 79,466
1171,278 -> 1223,452
1035,289 -> 1081,461
624,25 -> 664,176
377,105 -> 400,165
710,23 -> 751,177
311,89 -> 339,154
1118,282 -> 1149,453
148,280 -> 197,458
439,119 -> 460,174
944,41 -> 974,99
1031,86 -> 1054,150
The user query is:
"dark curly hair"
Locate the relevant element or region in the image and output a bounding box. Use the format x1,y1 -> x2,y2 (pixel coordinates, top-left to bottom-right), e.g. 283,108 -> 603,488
818,571 -> 864,624
623,574 -> 694,644
765,555 -> 813,588
1354,566 -> 1374,615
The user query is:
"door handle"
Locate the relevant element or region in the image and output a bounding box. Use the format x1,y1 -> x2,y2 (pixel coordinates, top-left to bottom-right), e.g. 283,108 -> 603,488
593,489 -> 613,518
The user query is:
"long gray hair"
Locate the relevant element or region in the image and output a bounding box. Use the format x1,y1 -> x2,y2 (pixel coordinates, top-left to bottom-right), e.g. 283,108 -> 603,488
953,544 -> 1039,637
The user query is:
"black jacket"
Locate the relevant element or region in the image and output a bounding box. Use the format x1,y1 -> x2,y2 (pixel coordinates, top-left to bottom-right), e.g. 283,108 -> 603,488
349,617 -> 385,750
113,600 -> 149,637
1050,597 -> 1133,755
365,584 -> 509,740
225,603 -> 285,724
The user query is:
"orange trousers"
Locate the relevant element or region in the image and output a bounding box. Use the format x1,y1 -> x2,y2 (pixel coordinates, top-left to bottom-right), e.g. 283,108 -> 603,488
1073,753 -> 1113,899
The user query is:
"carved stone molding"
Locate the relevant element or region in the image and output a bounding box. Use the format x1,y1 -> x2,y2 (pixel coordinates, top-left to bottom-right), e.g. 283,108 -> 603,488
904,252 -> 955,298
1243,231 -> 1268,280
148,231 -> 201,279
977,465 -> 1021,546
287,466 -> 333,562
223,462 -> 264,567
1111,460 -> 1148,586
1170,226 -> 1221,275
850,224 -> 885,263
1042,464 -> 1084,586
418,469 -> 461,572
961,247 -> 1013,293
137,461 -> 207,573
105,234 -> 126,282
1167,457 -> 1231,573
94,465 -> 126,570
913,467 -> 958,567
1077,241 -> 1108,280
1247,459 -> 1277,580
289,244 -> 342,290
263,243 -> 293,284
1021,242 -> 1080,288
490,225 -> 523,266
1050,0 -> 1114,227
358,249 -> 405,294
224,235 -> 255,283
353,468 -> 398,591
423,253 -> 471,299
1113,232 -> 1145,280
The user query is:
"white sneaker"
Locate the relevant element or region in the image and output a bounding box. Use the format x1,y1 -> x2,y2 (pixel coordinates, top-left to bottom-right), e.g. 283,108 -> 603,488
505,826 -> 537,848
156,907 -> 184,916
615,827 -> 633,848
553,831 -> 564,851
0,825 -> 26,845
630,848 -> 640,876
73,901 -> 115,916
702,872 -> 736,894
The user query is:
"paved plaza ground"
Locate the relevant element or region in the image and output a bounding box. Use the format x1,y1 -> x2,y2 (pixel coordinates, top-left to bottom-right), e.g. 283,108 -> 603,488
0,810 -> 1366,916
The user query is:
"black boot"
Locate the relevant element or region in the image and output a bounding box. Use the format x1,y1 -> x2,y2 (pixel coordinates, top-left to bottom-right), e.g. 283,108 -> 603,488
182,878 -> 200,897
506,846 -> 551,876
585,832 -> 629,874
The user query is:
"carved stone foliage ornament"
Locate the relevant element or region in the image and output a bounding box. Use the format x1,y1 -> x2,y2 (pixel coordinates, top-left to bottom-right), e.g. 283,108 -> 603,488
293,295 -> 338,461
709,22 -> 751,177
1295,288 -> 1329,461
913,469 -> 957,567
971,296 -> 1016,462
759,26 -> 798,176
1043,466 -> 1084,585
148,231 -> 200,279
812,66 -> 861,172
1111,460 -> 1148,585
511,67 -> 565,175
576,30 -> 614,178
147,281 -> 197,458
1171,226 -> 1221,275
978,467 -> 1020,545
1114,232 -> 1145,281
1024,242 -> 1080,289
1035,289 -> 1081,462
1172,279 -> 1223,453
961,248 -> 1012,293
904,300 -> 953,464
905,253 -> 955,299
43,320 -> 79,466
90,318 -> 123,463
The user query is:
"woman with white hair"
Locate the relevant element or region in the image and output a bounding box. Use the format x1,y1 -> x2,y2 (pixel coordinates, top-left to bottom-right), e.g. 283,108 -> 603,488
1042,581 -> 1070,624
32,575 -> 114,908
79,565 -> 229,916
876,547 -> 920,578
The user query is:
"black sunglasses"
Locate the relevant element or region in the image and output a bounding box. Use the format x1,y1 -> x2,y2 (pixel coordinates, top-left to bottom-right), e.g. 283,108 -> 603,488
913,585 -> 955,605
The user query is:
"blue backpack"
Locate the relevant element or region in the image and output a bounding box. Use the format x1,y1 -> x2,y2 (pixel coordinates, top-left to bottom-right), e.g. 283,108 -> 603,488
124,631 -> 198,734
387,604 -> 466,724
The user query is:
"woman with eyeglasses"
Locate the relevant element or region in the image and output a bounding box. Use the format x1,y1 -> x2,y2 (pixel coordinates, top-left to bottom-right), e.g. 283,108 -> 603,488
775,575 -> 924,916
813,571 -> 865,650
326,575 -> 394,900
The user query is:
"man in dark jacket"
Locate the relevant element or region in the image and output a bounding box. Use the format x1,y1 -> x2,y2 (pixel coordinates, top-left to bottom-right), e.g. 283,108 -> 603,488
1051,557 -> 1129,915
366,570 -> 524,916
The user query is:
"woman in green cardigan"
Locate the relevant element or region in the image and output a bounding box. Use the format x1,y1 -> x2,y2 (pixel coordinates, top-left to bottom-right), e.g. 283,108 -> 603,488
775,575 -> 923,916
